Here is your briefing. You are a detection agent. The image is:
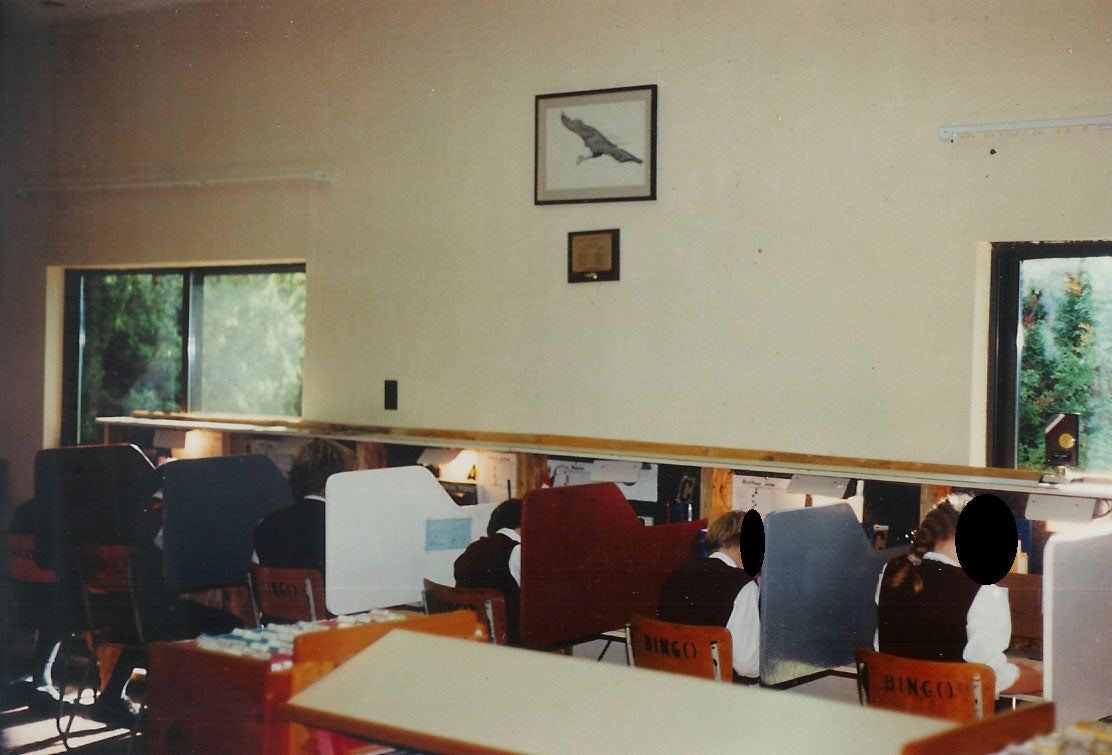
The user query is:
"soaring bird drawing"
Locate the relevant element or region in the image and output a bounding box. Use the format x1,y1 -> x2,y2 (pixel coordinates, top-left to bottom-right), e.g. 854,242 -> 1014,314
560,112 -> 643,165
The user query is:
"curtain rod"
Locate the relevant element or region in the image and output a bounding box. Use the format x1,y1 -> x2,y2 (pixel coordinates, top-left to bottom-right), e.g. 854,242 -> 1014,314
939,114 -> 1112,142
15,169 -> 331,197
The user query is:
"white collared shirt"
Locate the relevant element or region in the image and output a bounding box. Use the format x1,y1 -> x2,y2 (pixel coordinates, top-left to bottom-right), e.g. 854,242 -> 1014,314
496,527 -> 522,586
709,551 -> 761,679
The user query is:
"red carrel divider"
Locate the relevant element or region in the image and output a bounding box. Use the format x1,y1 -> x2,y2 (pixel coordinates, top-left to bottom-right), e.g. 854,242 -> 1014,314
519,482 -> 704,647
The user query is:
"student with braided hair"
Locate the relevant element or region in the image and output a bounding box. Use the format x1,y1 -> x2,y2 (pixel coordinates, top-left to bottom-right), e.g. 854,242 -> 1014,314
874,500 -> 1041,696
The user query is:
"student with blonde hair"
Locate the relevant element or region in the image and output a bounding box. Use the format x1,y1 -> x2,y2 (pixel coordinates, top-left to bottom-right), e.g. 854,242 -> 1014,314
657,509 -> 761,681
875,500 -> 1041,696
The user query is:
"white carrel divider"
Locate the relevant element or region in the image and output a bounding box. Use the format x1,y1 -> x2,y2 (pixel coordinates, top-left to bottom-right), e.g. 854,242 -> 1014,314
1043,518 -> 1112,727
325,465 -> 496,615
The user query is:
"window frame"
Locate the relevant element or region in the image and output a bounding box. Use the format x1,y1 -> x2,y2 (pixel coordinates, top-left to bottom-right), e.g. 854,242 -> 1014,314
61,263 -> 306,445
987,240 -> 1112,468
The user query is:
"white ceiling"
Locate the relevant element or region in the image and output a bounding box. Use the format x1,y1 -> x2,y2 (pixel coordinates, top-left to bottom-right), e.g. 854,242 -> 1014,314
1,0 -> 210,34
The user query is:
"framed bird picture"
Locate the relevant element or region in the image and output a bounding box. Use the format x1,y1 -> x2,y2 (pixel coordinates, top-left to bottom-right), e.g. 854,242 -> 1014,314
535,84 -> 657,204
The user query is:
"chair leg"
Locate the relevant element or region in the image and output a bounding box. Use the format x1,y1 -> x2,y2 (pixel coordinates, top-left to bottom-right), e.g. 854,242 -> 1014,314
305,577 -> 317,622
124,688 -> 145,755
57,633 -> 101,748
53,636 -> 74,737
247,572 -> 262,628
56,639 -> 146,751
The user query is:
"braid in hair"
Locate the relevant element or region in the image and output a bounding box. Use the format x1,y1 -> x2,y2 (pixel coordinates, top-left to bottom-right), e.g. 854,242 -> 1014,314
883,501 -> 961,594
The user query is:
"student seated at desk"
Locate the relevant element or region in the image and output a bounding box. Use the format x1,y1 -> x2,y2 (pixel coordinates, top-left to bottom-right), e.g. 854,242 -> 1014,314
253,438 -> 359,579
657,510 -> 760,682
875,500 -> 1042,698
453,498 -> 522,643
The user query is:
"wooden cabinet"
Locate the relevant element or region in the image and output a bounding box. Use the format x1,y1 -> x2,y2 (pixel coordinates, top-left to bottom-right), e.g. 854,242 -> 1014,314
145,610 -> 485,755
146,642 -> 291,755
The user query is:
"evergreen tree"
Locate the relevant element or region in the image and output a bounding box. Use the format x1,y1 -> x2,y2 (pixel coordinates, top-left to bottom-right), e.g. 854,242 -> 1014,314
80,274 -> 183,442
1017,268 -> 1106,471
1018,288 -> 1054,469
1049,272 -> 1098,468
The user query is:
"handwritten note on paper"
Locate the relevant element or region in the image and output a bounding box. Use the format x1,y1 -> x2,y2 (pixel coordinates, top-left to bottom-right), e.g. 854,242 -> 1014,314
477,451 -> 517,504
732,474 -> 795,515
425,517 -> 473,552
548,460 -> 593,488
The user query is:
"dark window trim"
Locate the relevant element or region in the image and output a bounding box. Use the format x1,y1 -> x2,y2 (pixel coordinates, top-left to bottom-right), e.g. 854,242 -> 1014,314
987,240 -> 1112,468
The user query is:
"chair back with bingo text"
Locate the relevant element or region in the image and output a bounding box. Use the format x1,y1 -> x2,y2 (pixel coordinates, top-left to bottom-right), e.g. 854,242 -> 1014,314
76,542 -> 144,642
855,647 -> 995,723
6,533 -> 57,584
5,533 -> 63,663
422,579 -> 508,645
6,533 -> 59,633
249,563 -> 326,624
626,613 -> 732,683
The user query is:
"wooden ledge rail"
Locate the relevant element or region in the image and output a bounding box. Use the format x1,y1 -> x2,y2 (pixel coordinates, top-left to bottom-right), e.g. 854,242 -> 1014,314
102,412 -> 1047,493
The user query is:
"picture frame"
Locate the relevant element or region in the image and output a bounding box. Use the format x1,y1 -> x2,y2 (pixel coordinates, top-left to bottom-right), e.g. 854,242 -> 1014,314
567,229 -> 620,283
535,85 -> 657,205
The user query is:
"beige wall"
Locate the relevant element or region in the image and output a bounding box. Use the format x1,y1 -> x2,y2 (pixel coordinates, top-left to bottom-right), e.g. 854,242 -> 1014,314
3,0 -> 1112,505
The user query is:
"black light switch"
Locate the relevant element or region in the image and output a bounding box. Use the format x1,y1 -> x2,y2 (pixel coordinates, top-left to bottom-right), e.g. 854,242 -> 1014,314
384,380 -> 398,410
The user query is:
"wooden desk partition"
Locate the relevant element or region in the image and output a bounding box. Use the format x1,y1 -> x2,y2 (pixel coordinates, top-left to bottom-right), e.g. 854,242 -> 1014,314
900,702 -> 1056,755
292,610 -> 485,671
518,482 -> 704,647
1000,572 -> 1042,656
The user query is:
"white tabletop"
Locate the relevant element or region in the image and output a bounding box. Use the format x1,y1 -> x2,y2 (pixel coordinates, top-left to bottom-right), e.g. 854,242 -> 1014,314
287,629 -> 950,754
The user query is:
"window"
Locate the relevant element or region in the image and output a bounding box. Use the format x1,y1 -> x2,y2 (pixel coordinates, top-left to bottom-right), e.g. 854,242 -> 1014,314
62,265 -> 306,445
988,242 -> 1112,472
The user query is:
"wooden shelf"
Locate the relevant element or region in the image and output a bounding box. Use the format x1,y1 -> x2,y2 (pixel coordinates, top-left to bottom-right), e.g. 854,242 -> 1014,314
94,412 -> 1077,497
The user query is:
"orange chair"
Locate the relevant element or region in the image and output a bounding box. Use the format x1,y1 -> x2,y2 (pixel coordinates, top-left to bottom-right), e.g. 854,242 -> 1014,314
5,533 -> 60,664
855,647 -> 996,723
422,578 -> 508,645
625,613 -> 733,682
248,564 -> 327,624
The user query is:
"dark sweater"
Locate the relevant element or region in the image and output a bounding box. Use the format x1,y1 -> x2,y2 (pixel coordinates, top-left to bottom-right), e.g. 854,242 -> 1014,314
454,532 -> 520,643
658,554 -> 753,627
252,497 -> 327,577
877,553 -> 982,662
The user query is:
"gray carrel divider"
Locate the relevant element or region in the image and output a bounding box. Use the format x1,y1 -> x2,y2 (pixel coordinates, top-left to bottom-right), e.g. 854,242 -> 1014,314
162,454 -> 293,592
760,502 -> 904,686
